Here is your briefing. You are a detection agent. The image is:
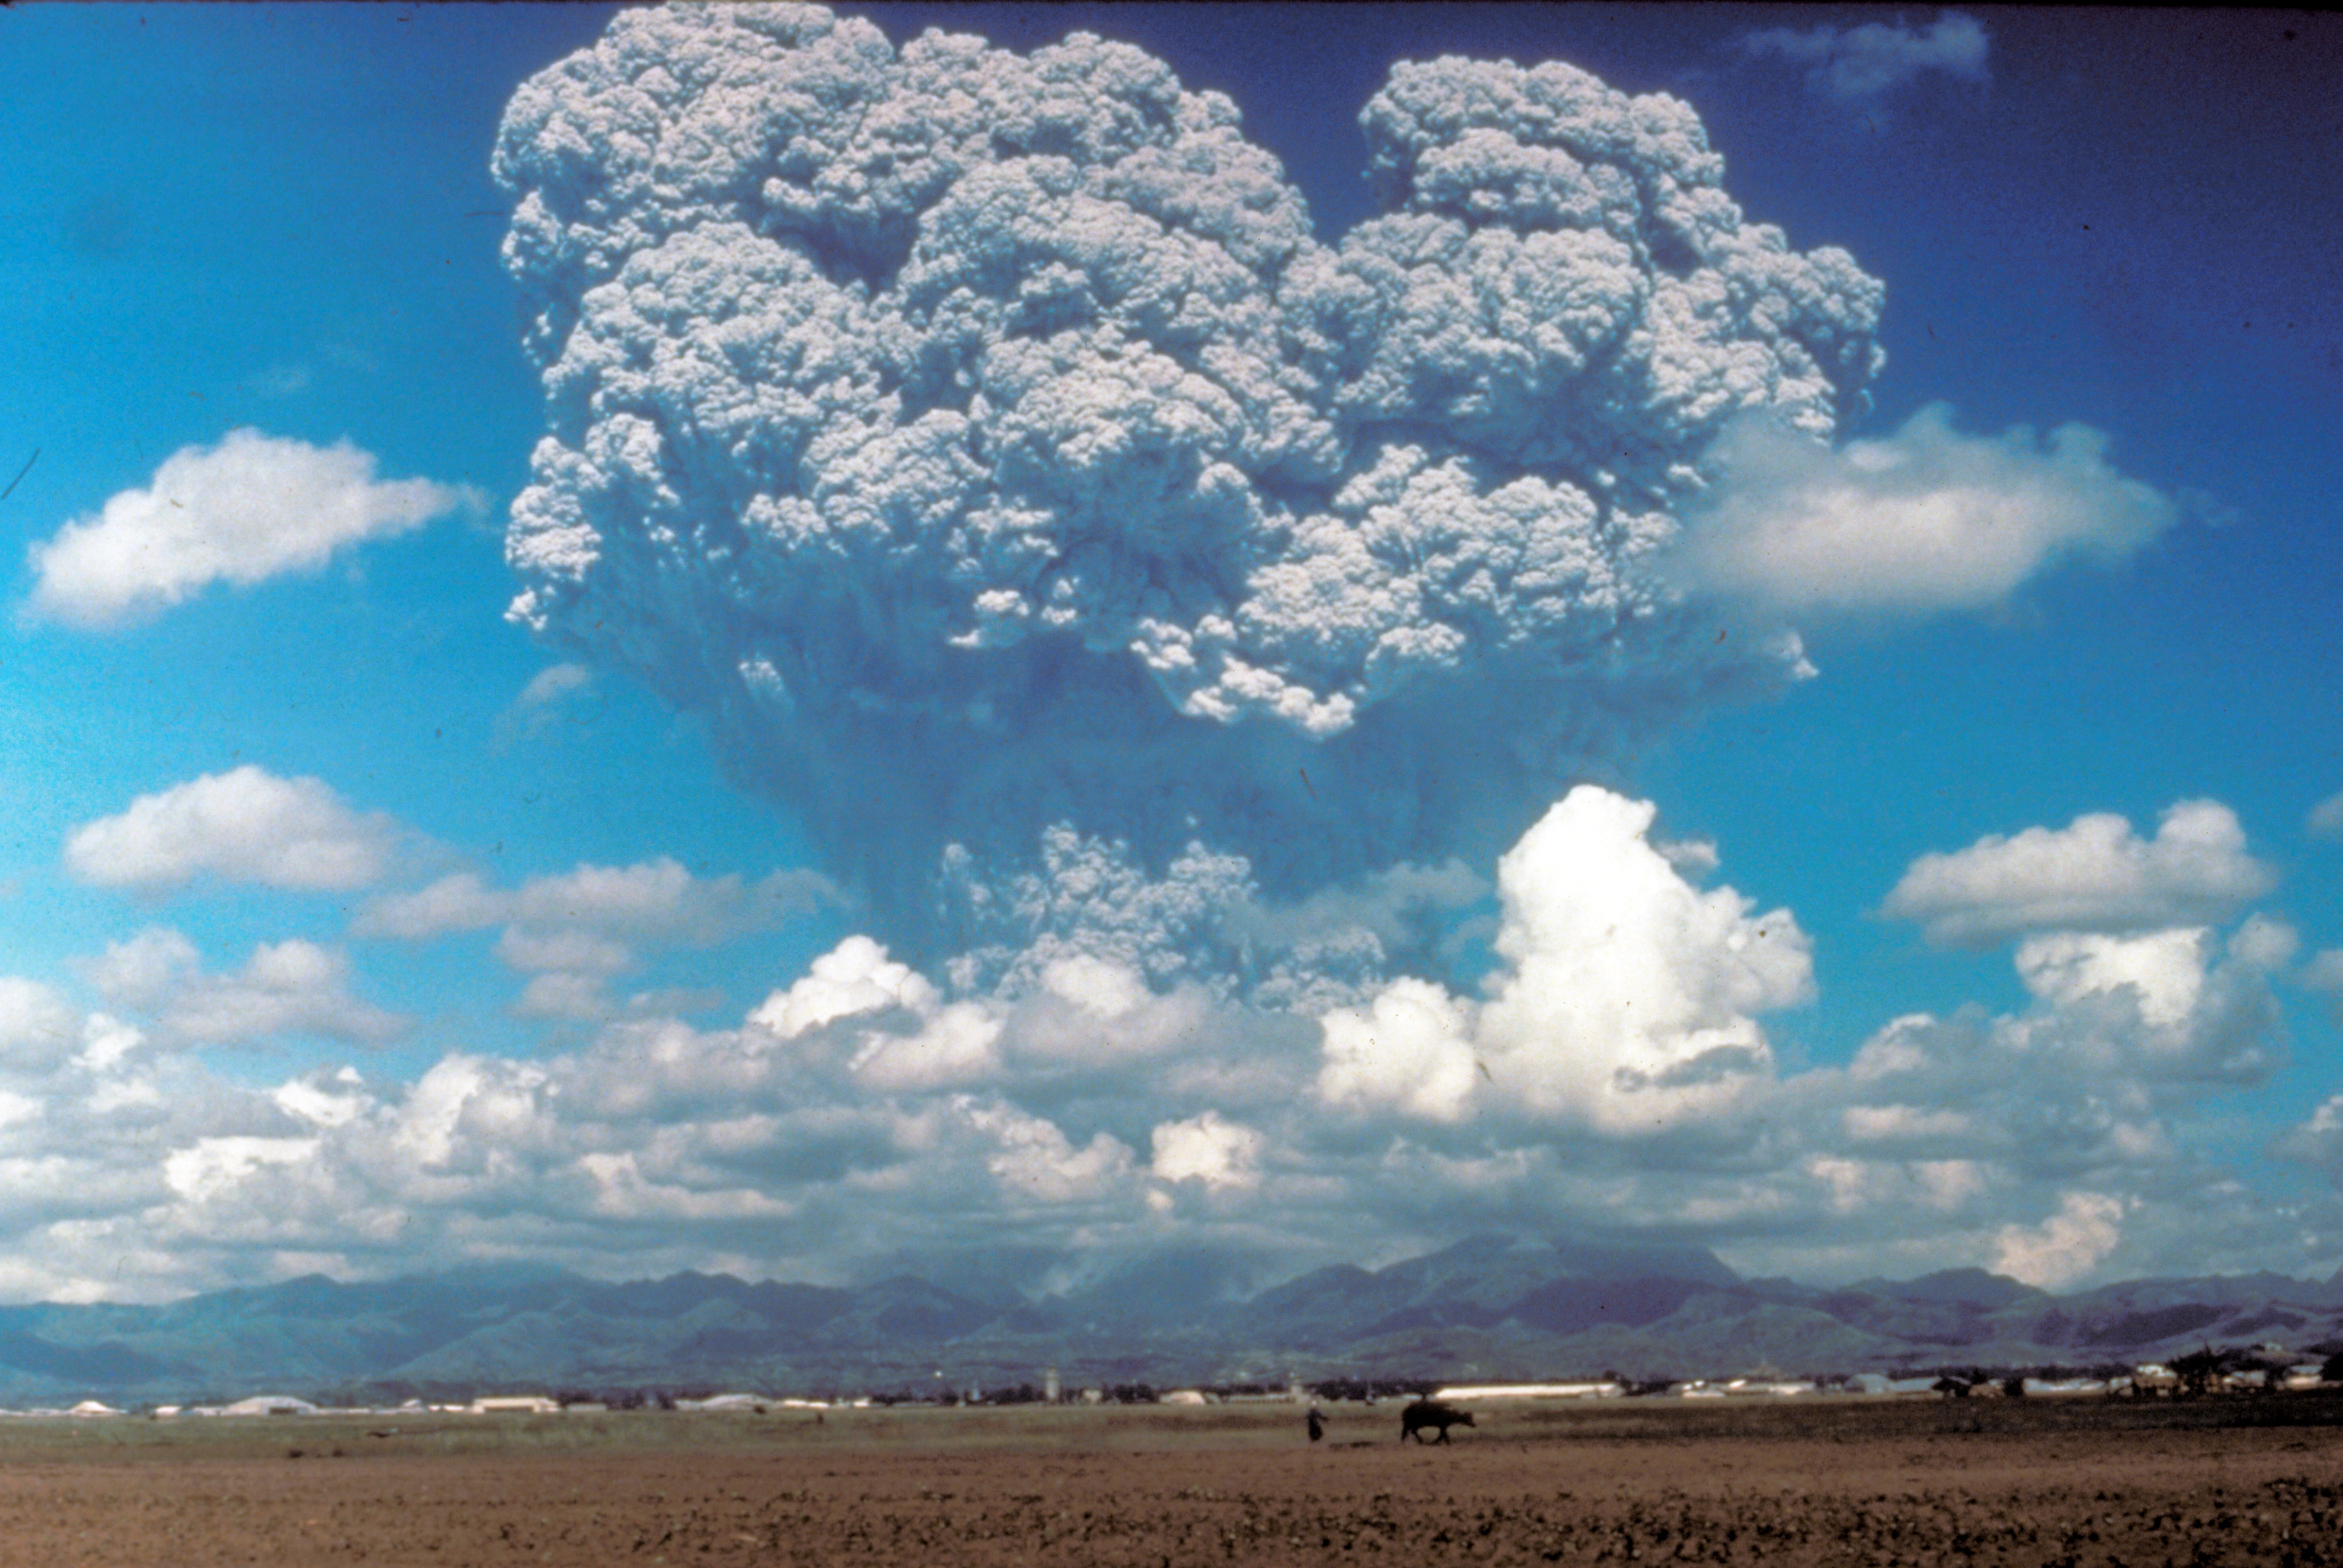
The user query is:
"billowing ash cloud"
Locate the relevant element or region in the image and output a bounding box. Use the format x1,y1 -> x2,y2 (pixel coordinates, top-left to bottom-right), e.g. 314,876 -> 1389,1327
493,3 -> 1883,951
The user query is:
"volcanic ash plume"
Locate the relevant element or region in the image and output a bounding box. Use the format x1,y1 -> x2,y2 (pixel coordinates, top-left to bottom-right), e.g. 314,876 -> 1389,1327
494,3 -> 1883,954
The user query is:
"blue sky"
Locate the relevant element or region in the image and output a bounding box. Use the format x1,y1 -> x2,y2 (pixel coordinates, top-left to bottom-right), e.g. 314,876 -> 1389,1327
2,3 -> 2339,1303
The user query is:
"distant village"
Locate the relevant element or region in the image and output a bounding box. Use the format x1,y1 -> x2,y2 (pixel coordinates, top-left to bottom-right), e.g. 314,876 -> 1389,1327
18,1343 -> 2340,1422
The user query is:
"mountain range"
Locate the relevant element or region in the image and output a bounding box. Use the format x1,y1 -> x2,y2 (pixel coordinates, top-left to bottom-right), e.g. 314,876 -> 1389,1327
6,1236 -> 2340,1407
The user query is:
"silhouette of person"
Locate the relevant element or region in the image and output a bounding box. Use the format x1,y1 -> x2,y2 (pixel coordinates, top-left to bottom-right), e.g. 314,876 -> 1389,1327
1307,1405 -> 1325,1442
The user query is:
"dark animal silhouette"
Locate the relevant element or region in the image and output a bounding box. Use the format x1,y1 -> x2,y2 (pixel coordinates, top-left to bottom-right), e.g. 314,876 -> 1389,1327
1400,1398 -> 1474,1444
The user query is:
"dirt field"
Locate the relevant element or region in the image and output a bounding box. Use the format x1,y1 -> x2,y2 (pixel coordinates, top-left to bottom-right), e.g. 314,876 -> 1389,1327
1,1396 -> 2338,1566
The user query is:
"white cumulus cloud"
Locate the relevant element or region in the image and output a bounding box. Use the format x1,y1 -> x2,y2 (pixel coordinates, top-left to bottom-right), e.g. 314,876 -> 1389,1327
1678,404 -> 2179,615
65,766 -> 404,893
2299,949 -> 2343,1027
2308,791 -> 2343,841
748,935 -> 935,1042
2015,929 -> 2211,1030
72,927 -> 202,1011
26,429 -> 480,628
1740,12 -> 1990,103
358,859 -> 836,943
517,662 -> 593,707
0,978 -> 82,1069
1316,786 -> 1810,1134
358,857 -> 841,1022
1882,800 -> 2276,946
1992,1191 -> 2126,1290
164,1136 -> 318,1205
1149,1110 -> 1267,1192
156,939 -> 406,1048
1316,978 -> 1482,1124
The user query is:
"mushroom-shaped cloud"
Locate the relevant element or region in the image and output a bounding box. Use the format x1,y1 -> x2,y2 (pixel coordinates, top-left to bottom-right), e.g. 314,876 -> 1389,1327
494,4 -> 1883,956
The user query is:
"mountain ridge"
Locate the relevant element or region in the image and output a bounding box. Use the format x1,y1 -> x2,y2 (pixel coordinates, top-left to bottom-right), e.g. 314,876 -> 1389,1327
2,1238 -> 2337,1405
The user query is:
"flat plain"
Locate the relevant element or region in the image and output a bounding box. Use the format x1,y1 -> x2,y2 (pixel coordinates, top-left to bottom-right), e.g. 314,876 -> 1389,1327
1,1395 -> 2339,1566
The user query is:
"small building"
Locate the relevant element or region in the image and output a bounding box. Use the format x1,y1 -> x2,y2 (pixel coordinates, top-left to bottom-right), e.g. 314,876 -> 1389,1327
1432,1383 -> 1624,1401
679,1393 -> 772,1412
2021,1378 -> 2108,1397
1721,1379 -> 1814,1397
469,1396 -> 561,1415
1850,1374 -> 1948,1395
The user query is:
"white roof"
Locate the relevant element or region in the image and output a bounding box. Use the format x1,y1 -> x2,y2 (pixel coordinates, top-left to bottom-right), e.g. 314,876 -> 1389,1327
220,1395 -> 320,1416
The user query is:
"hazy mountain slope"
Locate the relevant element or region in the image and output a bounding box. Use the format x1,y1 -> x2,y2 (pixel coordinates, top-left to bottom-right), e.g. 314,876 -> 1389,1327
0,1239 -> 2337,1405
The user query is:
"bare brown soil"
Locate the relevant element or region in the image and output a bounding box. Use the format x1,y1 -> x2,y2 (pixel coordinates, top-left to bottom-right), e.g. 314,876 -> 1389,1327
0,1396 -> 2338,1565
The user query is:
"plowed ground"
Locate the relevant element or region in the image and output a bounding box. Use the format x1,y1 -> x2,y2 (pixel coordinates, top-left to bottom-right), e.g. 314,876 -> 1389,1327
2,1396 -> 2339,1566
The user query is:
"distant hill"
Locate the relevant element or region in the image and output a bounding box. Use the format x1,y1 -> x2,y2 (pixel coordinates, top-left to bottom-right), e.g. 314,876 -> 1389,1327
1,1238 -> 2337,1407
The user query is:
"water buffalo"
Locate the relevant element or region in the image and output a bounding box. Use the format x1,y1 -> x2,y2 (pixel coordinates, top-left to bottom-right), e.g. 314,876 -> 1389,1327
1399,1398 -> 1474,1444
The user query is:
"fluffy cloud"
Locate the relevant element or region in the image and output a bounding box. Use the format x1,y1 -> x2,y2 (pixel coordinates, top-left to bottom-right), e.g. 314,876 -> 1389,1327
1882,800 -> 2276,946
1317,978 -> 1482,1124
1315,786 -> 1810,1135
748,935 -> 931,1040
1739,12 -> 1990,103
358,857 -> 841,1020
0,979 -> 82,1069
1676,404 -> 2179,615
72,926 -> 401,1049
1960,930 -> 2271,1080
742,934 -> 1003,1094
1835,919 -> 2290,1196
2300,949 -> 2343,1026
164,1136 -> 319,1205
74,927 -> 202,1012
2278,1093 -> 2343,1176
1149,1110 -> 1267,1192
2308,791 -> 2343,841
2015,929 -> 2211,1030
516,662 -> 593,707
1992,1191 -> 2126,1291
26,429 -> 480,628
155,939 -> 406,1048
359,858 -> 837,944
493,5 -> 1886,954
1710,877 -> 2300,1286
0,799 -> 2305,1302
65,766 -> 404,893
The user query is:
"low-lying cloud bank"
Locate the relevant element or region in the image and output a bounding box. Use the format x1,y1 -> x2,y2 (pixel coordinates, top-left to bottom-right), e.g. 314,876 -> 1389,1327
3,776 -> 2330,1305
